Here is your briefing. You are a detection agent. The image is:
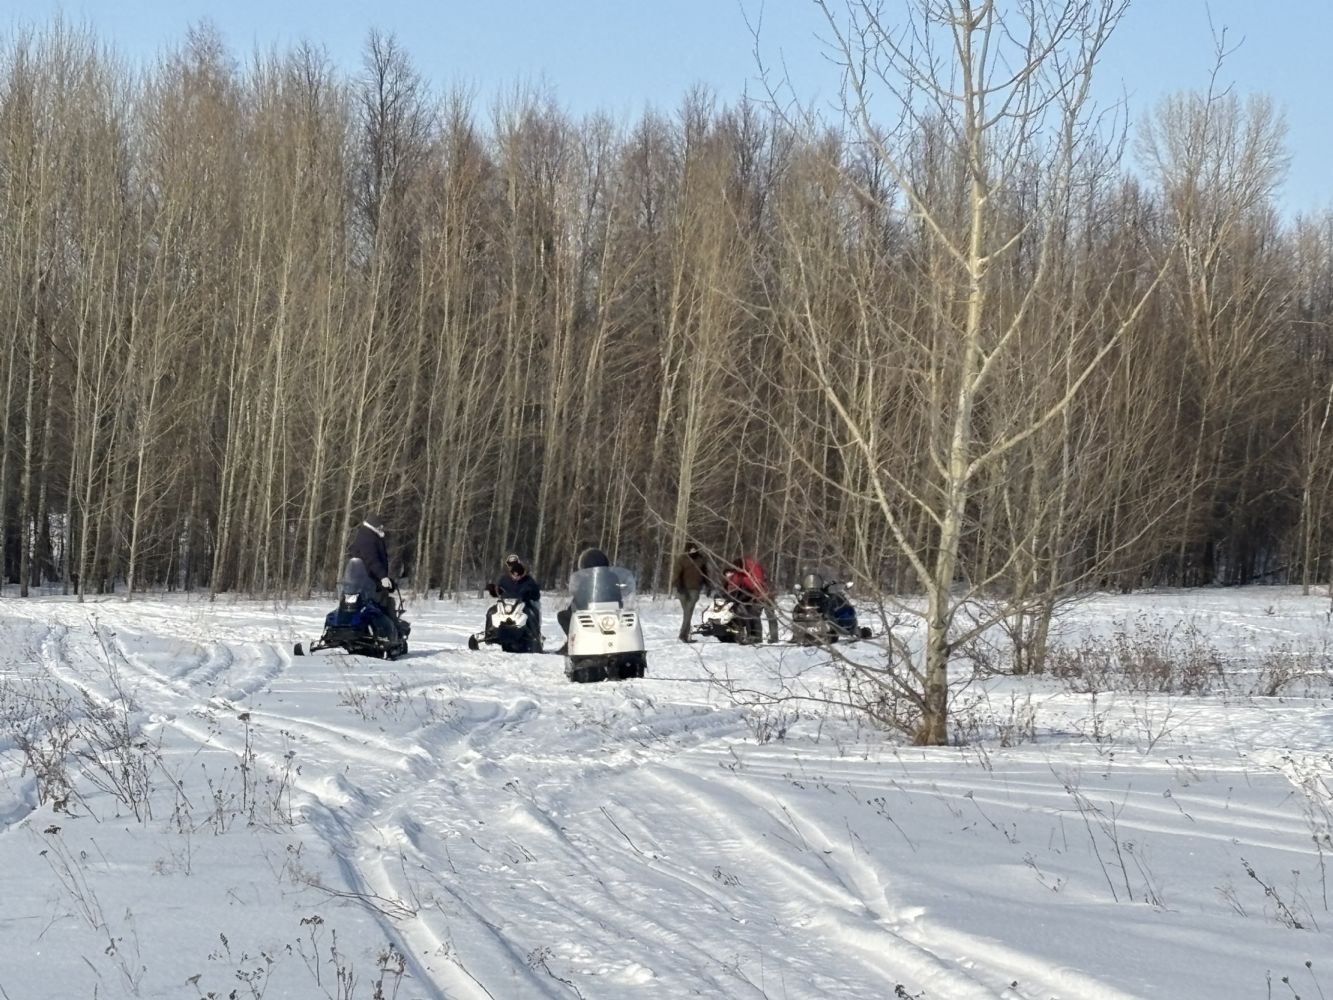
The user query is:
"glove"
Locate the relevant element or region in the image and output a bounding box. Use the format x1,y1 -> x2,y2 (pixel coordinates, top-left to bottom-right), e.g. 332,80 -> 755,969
381,577 -> 394,591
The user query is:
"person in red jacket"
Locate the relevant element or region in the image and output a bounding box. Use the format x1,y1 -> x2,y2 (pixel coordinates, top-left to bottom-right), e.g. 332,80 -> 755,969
722,555 -> 779,643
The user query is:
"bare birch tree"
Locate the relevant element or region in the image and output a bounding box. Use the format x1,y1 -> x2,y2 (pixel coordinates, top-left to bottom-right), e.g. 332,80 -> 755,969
772,0 -> 1172,743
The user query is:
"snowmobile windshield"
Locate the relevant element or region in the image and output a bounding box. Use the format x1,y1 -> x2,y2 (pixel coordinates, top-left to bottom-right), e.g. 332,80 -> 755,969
340,558 -> 376,599
808,566 -> 851,592
568,566 -> 636,611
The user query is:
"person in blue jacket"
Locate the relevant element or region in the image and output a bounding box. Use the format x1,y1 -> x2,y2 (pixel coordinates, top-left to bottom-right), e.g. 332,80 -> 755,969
489,554 -> 541,646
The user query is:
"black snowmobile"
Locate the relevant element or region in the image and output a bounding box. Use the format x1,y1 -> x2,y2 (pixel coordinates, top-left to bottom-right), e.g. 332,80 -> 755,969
295,558 -> 410,660
468,583 -> 543,653
790,573 -> 871,645
694,591 -> 763,644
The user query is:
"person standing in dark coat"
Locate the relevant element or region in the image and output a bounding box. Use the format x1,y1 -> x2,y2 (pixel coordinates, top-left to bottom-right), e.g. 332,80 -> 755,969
348,512 -> 398,632
491,554 -> 541,646
670,541 -> 712,642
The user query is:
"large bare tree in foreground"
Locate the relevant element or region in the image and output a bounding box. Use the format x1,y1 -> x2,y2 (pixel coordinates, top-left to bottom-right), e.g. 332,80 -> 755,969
783,0 -> 1171,743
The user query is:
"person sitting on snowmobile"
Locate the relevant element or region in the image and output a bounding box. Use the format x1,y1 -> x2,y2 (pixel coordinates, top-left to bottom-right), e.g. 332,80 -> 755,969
495,553 -> 540,603
722,554 -> 779,643
488,554 -> 541,645
347,512 -> 400,638
576,546 -> 610,570
554,546 -> 611,652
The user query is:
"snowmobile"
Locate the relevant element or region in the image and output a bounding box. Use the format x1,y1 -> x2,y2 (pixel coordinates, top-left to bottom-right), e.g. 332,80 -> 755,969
564,563 -> 646,683
694,591 -> 763,644
790,573 -> 871,645
468,585 -> 543,654
294,558 -> 410,660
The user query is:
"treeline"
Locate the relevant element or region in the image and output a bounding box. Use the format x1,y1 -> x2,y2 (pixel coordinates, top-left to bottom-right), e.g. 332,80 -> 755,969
1,20 -> 1329,599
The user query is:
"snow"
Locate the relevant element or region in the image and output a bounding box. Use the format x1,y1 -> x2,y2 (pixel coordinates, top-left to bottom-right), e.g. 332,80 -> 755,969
1,587 -> 1330,999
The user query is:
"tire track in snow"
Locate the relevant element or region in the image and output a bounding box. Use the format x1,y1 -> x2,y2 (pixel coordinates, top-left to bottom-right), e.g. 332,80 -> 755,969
0,780 -> 39,839
0,619 -> 67,840
0,611 -> 1058,997
764,775 -> 1147,1000
320,673 -> 787,998
301,689 -> 563,1000
362,674 -> 898,1000
642,763 -> 1149,1000
170,639 -> 233,691
88,629 -> 451,809
640,763 -> 985,998
3,605 -> 703,996
30,619 -> 471,1000
362,783 -> 771,998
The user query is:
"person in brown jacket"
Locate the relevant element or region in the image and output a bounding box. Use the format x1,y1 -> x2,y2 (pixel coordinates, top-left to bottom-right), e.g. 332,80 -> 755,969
670,541 -> 713,642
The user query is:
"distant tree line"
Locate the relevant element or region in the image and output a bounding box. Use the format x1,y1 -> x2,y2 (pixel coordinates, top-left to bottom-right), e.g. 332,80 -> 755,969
0,17 -> 1328,604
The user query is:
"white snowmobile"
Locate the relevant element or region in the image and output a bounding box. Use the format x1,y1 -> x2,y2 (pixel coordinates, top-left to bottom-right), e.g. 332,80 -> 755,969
564,564 -> 646,683
695,592 -> 762,643
468,586 -> 543,654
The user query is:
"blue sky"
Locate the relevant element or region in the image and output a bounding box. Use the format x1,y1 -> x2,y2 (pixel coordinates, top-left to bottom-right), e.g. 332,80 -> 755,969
11,1 -> 1331,214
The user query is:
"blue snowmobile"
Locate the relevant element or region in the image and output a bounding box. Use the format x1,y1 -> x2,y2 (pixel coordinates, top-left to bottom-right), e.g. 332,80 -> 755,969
295,557 -> 410,659
790,573 -> 871,645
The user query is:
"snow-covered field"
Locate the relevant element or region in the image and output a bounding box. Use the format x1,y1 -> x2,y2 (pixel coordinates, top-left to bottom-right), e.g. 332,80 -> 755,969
1,587 -> 1331,999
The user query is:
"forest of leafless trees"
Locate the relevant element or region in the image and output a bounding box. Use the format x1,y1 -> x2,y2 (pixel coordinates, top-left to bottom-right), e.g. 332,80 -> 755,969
0,12 -> 1328,611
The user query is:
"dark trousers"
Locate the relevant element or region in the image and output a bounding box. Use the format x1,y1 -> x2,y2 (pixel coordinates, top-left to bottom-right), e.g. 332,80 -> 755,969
733,592 -> 779,643
761,600 -> 778,643
374,587 -> 399,641
677,589 -> 701,640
